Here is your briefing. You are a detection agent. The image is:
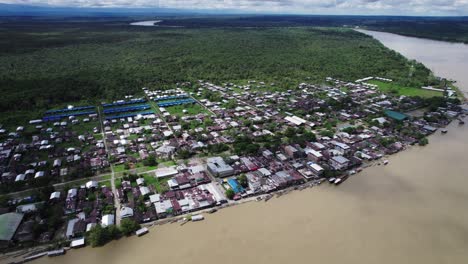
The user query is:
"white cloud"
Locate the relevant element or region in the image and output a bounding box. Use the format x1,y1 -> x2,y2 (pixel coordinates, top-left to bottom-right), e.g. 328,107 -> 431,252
1,0 -> 468,15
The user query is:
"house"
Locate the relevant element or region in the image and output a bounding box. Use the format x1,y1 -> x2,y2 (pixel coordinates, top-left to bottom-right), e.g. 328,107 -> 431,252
0,213 -> 24,243
284,145 -> 300,159
15,174 -> 25,182
101,214 -> 115,227
156,145 -> 176,158
34,171 -> 45,178
85,181 -> 98,189
139,186 -> 150,196
136,178 -> 145,186
206,157 -> 234,178
330,156 -> 350,170
120,207 -> 134,219
50,192 -> 61,200
154,200 -> 173,218
331,141 -> 351,154
305,148 -> 323,162
307,162 -> 324,176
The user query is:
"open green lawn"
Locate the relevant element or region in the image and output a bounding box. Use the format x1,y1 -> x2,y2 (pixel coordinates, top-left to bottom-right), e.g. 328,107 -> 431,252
368,80 -> 442,98
166,103 -> 210,117
143,174 -> 169,194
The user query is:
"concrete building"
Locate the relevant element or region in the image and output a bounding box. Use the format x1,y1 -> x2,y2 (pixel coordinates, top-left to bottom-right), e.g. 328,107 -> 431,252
206,157 -> 234,178
330,156 -> 350,170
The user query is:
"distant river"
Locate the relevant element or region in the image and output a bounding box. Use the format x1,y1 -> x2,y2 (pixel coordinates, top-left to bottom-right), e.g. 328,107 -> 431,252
130,20 -> 162,26
33,31 -> 468,264
357,29 -> 468,97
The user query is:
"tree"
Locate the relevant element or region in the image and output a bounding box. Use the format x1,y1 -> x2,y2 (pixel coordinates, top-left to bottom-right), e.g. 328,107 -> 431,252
120,218 -> 141,236
143,154 -> 158,167
87,225 -> 108,247
107,225 -> 122,239
225,189 -> 235,200
418,137 -> 429,146
237,174 -> 248,188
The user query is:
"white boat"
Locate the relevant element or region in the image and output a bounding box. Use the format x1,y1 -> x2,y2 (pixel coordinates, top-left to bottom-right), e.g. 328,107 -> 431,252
383,160 -> 389,165
191,214 -> 204,222
334,178 -> 342,185
136,227 -> 149,236
328,177 -> 336,183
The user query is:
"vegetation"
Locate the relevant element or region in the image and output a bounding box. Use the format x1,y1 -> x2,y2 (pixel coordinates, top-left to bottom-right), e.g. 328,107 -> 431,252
120,218 -> 141,236
368,80 -> 443,98
237,174 -> 248,188
418,137 -> 429,146
87,224 -> 121,247
0,19 -> 437,126
225,189 -> 235,200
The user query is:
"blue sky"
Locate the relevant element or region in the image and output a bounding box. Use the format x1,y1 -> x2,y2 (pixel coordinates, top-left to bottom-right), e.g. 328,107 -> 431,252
1,0 -> 467,15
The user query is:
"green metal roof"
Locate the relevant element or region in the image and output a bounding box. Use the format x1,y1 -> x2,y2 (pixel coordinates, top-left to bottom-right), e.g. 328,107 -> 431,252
384,110 -> 407,121
0,213 -> 24,241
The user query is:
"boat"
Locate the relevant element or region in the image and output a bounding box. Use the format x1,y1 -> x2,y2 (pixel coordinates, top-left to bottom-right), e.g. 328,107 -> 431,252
335,175 -> 349,185
383,160 -> 389,165
328,177 -> 336,183
47,249 -> 65,257
264,194 -> 272,202
207,208 -> 217,214
441,129 -> 448,134
459,120 -> 465,125
191,214 -> 204,222
135,227 -> 149,236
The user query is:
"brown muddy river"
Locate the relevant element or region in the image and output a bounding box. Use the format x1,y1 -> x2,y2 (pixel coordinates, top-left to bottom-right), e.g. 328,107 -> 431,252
35,31 -> 468,264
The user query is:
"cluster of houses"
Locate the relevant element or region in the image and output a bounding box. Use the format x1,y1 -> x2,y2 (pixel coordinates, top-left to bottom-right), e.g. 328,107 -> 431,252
0,76 -> 465,252
0,113 -> 110,195
115,163 -> 226,222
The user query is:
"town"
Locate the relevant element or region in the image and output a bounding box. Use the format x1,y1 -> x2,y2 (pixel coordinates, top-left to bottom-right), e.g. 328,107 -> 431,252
0,76 -> 465,261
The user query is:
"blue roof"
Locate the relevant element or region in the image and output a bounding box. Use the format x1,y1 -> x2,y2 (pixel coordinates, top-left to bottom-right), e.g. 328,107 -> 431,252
384,110 -> 407,121
103,104 -> 151,114
157,98 -> 196,107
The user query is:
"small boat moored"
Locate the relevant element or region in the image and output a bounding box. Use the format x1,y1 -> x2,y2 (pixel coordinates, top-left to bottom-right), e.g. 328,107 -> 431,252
191,214 -> 204,222
441,129 -> 448,134
47,249 -> 65,257
136,227 -> 149,236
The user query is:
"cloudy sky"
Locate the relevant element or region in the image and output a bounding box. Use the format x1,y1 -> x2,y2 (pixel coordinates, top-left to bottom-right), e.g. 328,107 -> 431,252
2,0 -> 468,15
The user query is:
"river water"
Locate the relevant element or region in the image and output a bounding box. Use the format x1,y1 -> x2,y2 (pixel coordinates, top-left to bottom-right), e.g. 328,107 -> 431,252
35,31 -> 468,264
358,29 -> 468,98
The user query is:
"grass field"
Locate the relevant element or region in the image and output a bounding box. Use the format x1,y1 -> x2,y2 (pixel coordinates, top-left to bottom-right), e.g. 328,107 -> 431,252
143,174 -> 169,194
165,103 -> 211,117
368,80 -> 443,98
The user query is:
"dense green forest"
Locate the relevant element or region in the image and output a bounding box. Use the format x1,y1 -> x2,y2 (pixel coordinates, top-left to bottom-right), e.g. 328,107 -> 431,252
0,19 -> 436,125
365,21 -> 468,44
159,15 -> 468,43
